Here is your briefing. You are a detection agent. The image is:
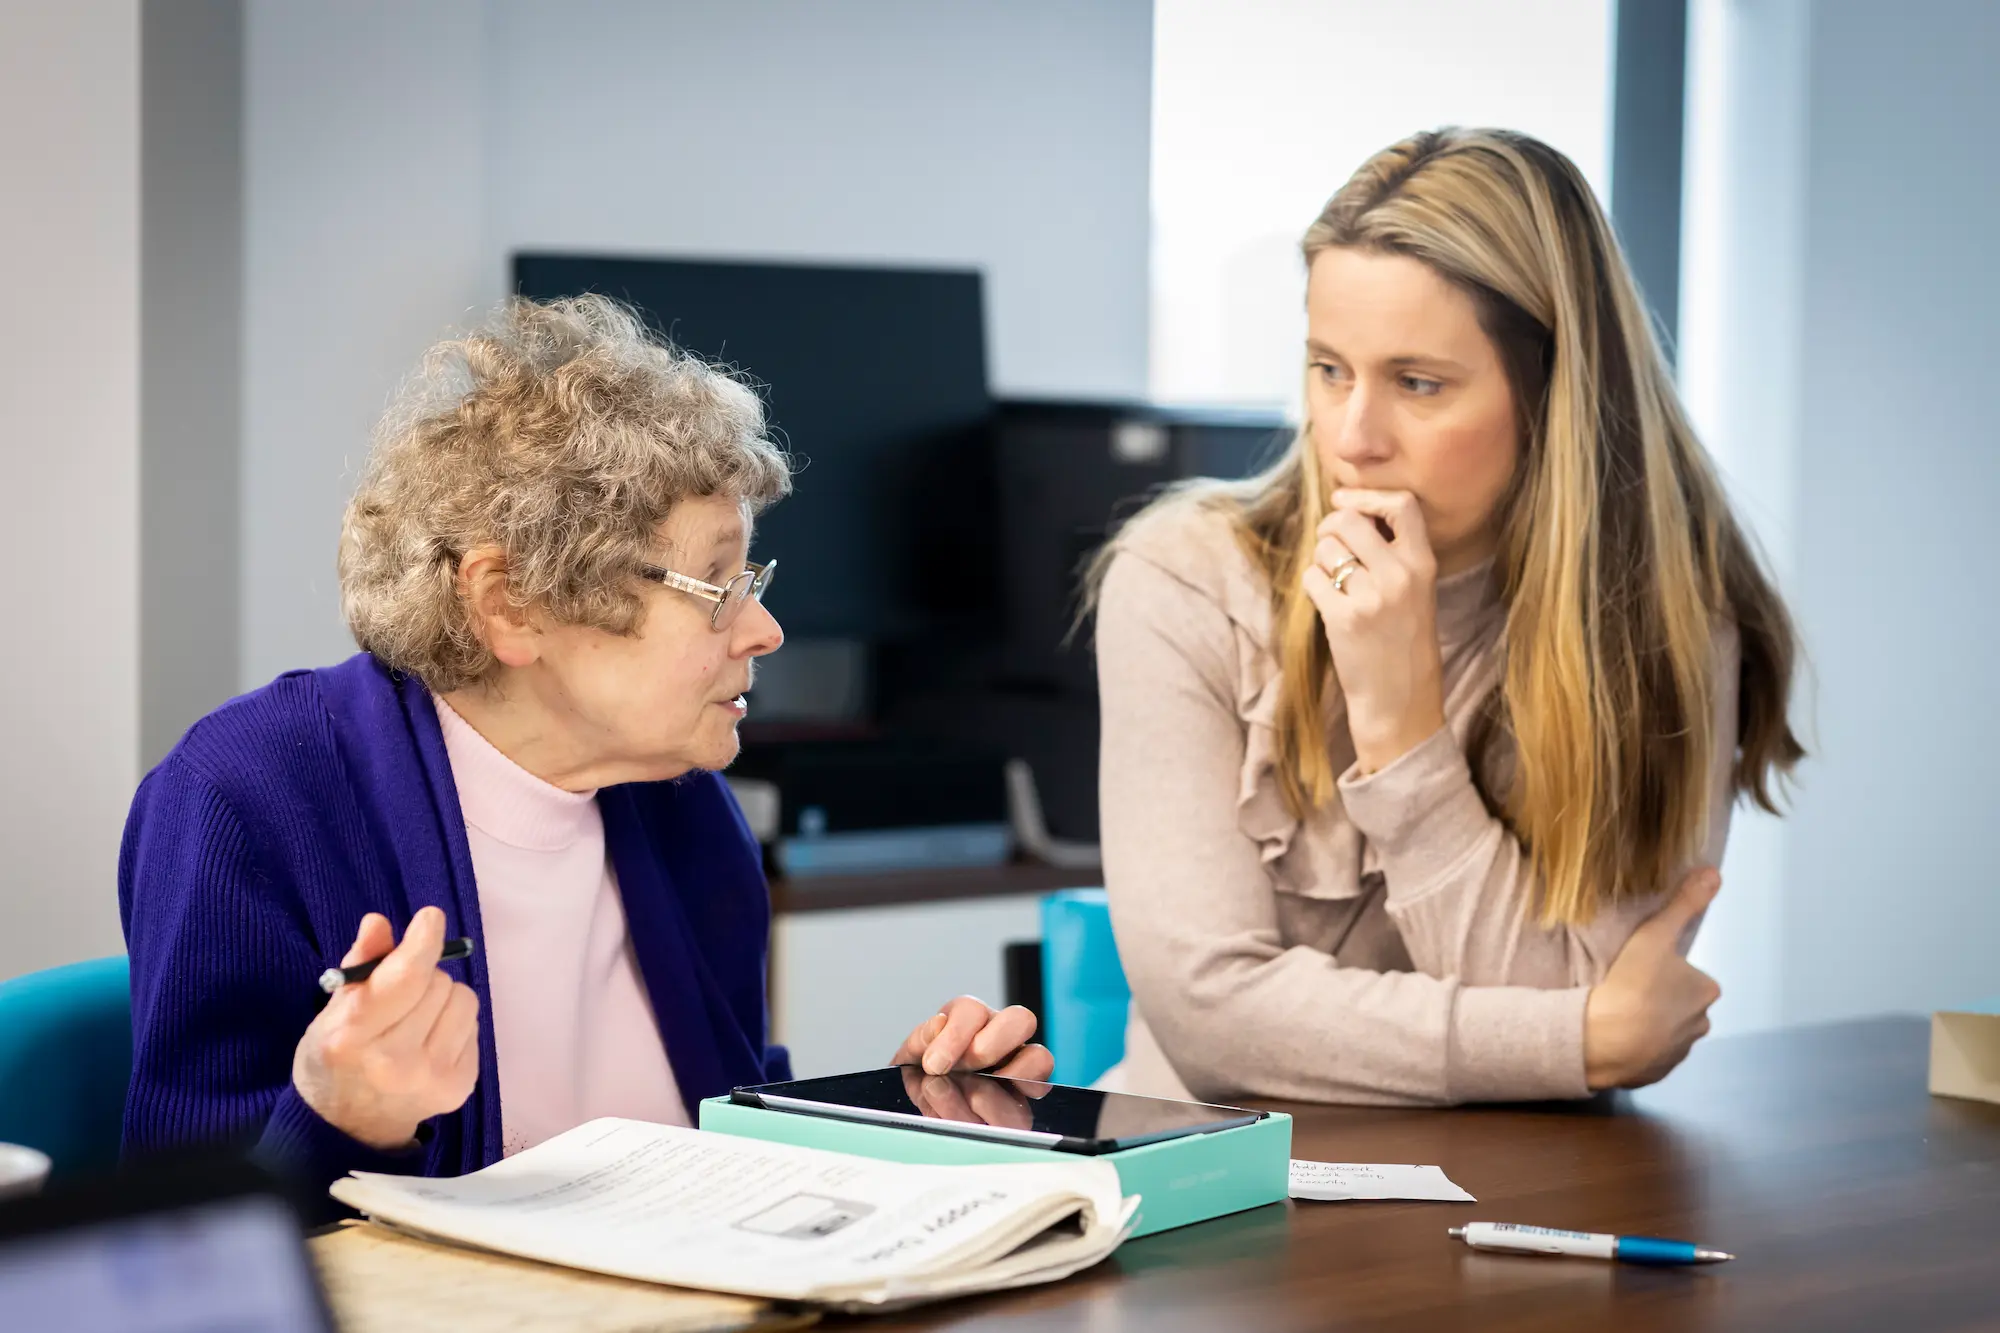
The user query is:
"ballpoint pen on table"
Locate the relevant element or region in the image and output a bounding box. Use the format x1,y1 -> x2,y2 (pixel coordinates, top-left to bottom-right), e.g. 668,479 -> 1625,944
1449,1222 -> 1734,1265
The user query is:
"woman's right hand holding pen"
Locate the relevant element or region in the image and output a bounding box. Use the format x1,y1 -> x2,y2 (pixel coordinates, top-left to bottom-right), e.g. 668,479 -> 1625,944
1584,868 -> 1724,1090
292,906 -> 481,1151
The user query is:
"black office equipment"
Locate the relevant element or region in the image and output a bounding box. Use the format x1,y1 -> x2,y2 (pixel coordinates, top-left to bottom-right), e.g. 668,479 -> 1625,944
990,399 -> 1290,696
512,253 -> 1286,851
513,253 -> 997,643
885,399 -> 1287,842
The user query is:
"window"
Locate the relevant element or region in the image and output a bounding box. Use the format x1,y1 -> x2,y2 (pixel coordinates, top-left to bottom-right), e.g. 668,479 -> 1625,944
1150,0 -> 1612,410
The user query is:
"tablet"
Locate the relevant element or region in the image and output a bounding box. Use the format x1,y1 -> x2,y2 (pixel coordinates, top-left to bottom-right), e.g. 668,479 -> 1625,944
731,1066 -> 1265,1154
0,1155 -> 335,1333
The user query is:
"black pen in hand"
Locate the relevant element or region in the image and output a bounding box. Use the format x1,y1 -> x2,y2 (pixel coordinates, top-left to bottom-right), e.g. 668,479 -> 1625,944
319,938 -> 475,995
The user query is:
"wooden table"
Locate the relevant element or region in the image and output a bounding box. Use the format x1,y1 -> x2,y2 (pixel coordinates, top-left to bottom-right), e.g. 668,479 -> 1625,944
853,1017 -> 2000,1332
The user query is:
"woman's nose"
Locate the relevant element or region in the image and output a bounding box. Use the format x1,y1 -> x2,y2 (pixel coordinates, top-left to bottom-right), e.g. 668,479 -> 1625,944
1331,385 -> 1395,464
733,598 -> 784,658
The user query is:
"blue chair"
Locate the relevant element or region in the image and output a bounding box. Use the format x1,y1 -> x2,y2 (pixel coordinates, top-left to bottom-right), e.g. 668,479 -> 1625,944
0,956 -> 131,1179
1039,889 -> 1131,1087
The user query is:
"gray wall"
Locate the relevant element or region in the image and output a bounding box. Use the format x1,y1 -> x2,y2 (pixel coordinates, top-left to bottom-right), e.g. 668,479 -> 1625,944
0,1 -> 141,980
490,0 -> 1153,399
1783,0 -> 2000,1021
241,0 -> 1156,682
1683,0 -> 2000,1027
142,0 -> 243,770
241,0 -> 490,688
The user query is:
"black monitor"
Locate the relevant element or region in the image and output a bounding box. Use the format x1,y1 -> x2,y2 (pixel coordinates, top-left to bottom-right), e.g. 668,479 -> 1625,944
512,253 -> 995,641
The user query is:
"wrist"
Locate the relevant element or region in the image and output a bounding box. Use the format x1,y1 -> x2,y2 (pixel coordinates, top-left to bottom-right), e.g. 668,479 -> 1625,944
1583,986 -> 1634,1091
295,1079 -> 419,1152
344,1120 -> 421,1153
1349,707 -> 1448,775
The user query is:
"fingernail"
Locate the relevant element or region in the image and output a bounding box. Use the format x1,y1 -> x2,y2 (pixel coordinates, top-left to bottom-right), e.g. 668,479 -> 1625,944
924,1052 -> 948,1075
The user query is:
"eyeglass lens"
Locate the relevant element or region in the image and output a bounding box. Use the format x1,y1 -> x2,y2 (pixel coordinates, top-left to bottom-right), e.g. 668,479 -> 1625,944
713,563 -> 775,630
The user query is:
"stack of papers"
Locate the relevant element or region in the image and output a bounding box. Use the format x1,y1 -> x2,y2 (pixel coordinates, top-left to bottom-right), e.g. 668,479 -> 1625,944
330,1119 -> 1137,1313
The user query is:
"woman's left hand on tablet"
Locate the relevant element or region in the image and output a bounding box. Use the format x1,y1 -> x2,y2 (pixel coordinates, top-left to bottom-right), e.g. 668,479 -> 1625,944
898,1064 -> 1045,1130
1302,487 -> 1449,774
891,995 -> 1054,1080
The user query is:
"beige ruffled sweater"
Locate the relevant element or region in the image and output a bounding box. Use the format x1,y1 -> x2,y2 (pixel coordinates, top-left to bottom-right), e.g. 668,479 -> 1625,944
1094,499 -> 1737,1106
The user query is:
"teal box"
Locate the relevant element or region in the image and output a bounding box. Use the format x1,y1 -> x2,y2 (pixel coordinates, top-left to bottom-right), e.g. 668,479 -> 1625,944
698,1097 -> 1291,1240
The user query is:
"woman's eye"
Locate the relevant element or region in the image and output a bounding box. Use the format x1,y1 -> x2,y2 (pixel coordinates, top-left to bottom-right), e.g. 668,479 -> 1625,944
1311,361 -> 1346,383
1401,374 -> 1443,396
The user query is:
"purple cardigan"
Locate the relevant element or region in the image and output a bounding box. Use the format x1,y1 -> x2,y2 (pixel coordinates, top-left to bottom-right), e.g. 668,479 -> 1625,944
118,653 -> 788,1196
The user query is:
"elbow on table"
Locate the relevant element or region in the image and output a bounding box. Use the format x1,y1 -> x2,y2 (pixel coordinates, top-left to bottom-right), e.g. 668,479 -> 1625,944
1128,959 -> 1473,1109
1142,1000 -> 1460,1109
1127,966 -> 1310,1104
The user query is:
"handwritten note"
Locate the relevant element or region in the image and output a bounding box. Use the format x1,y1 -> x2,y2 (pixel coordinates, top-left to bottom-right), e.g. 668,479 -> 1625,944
1288,1160 -> 1476,1203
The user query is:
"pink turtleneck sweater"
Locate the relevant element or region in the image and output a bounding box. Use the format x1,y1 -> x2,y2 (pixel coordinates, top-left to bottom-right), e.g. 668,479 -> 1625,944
434,697 -> 688,1156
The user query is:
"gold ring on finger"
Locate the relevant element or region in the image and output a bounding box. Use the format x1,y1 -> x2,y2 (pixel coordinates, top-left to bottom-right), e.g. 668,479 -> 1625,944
1332,564 -> 1359,594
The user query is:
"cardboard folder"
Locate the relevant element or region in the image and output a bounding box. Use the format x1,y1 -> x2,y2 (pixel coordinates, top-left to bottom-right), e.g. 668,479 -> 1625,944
1929,999 -> 2000,1105
309,1221 -> 814,1333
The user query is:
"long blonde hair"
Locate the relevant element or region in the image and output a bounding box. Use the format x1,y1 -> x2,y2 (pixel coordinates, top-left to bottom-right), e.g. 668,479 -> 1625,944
1105,128 -> 1802,926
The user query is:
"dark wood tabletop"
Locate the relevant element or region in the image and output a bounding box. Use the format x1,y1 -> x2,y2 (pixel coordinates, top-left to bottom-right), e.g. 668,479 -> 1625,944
849,1016 -> 2000,1332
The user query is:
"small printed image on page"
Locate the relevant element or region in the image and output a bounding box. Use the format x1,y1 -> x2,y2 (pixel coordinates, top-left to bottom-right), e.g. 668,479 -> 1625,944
734,1194 -> 875,1239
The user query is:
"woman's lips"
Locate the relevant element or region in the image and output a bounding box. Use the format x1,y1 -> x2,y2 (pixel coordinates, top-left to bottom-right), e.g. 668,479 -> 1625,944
714,695 -> 747,717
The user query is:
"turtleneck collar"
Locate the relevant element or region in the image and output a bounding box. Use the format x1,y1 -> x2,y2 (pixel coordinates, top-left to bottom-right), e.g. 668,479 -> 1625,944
1435,556 -> 1502,653
433,696 -> 600,852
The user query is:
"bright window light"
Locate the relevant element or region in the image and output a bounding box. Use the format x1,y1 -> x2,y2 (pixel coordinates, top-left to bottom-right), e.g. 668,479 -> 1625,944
1150,0 -> 1612,411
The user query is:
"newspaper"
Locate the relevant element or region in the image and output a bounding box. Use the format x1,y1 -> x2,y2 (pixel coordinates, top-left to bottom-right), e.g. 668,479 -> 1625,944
329,1118 -> 1137,1311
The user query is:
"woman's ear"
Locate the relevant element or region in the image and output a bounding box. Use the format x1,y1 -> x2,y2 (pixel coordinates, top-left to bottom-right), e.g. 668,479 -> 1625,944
457,547 -> 540,668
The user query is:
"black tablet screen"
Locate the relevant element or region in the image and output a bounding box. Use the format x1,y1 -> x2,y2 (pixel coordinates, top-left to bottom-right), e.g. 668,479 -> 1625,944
734,1067 -> 1263,1154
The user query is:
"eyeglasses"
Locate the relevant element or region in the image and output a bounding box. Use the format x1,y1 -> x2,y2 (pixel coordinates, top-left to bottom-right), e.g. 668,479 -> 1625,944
638,559 -> 777,631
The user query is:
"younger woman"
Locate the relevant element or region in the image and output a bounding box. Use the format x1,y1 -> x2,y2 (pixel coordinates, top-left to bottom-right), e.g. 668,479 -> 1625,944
1094,128 -> 1801,1104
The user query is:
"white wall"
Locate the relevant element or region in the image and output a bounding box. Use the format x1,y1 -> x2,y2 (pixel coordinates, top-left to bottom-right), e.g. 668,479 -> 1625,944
1681,0 -> 2000,1028
1149,0 -> 1610,409
0,1 -> 141,980
241,1 -> 489,686
242,0 -> 1154,681
775,895 -> 1044,1078
488,0 -> 1152,400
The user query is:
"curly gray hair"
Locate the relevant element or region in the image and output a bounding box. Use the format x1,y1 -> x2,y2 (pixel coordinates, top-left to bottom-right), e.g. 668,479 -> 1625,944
338,294 -> 792,692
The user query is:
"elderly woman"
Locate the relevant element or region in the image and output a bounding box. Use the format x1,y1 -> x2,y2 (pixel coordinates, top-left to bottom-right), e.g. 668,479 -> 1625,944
119,296 -> 1048,1194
